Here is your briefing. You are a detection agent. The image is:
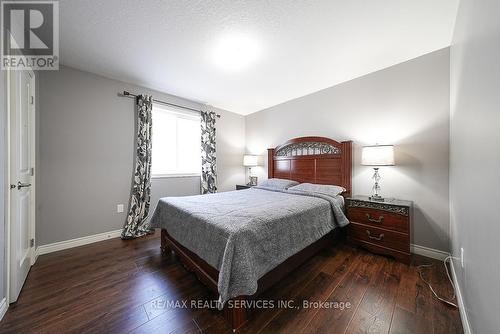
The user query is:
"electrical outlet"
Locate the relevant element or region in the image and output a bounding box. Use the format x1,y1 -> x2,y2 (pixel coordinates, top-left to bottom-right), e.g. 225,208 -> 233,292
460,247 -> 465,268
117,204 -> 124,213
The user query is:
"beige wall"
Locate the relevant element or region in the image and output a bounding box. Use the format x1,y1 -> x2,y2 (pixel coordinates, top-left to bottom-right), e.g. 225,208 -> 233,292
450,0 -> 500,332
213,107 -> 246,192
38,66 -> 245,245
246,48 -> 450,252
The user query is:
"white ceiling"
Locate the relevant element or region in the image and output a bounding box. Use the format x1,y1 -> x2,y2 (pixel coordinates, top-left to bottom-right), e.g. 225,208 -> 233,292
59,0 -> 459,115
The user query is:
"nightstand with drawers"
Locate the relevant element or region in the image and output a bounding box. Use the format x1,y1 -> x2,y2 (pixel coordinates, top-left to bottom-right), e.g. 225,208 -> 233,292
346,195 -> 412,264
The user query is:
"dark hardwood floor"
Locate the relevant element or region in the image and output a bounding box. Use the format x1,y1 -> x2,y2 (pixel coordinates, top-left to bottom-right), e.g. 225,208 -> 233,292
0,231 -> 463,334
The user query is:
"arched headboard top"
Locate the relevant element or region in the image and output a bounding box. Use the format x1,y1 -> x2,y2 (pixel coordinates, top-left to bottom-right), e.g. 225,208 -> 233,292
274,136 -> 343,157
268,136 -> 352,197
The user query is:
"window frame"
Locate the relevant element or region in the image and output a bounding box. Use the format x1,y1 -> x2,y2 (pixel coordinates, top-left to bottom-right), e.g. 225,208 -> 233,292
150,103 -> 201,178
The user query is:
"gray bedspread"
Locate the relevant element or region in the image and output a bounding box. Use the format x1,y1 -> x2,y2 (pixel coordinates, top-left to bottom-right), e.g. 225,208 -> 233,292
150,187 -> 349,307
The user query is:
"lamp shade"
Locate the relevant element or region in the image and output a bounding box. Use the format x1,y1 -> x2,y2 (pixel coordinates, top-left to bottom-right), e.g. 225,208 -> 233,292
361,145 -> 395,166
243,155 -> 259,167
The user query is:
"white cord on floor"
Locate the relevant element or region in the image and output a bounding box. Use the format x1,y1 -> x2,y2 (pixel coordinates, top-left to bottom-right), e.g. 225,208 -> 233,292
417,255 -> 458,308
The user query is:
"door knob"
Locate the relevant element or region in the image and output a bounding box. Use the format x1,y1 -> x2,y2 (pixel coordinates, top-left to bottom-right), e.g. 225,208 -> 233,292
17,181 -> 32,190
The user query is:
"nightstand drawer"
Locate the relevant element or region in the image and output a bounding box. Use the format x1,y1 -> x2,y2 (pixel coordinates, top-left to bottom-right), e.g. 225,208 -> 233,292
348,222 -> 410,253
346,207 -> 409,233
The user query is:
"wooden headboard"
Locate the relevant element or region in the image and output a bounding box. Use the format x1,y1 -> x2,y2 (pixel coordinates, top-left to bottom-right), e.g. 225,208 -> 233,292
267,136 -> 352,197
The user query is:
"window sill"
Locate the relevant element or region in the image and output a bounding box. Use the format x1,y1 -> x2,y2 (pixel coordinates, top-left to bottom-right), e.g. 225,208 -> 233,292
152,173 -> 200,179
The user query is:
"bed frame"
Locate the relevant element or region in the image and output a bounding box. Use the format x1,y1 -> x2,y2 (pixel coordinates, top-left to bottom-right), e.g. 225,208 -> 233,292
160,136 -> 352,330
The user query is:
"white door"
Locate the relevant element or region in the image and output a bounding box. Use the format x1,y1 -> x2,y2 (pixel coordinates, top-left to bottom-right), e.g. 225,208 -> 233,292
9,69 -> 35,303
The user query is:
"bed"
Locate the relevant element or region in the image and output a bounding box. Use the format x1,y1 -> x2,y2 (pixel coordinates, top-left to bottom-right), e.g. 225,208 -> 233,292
150,136 -> 352,330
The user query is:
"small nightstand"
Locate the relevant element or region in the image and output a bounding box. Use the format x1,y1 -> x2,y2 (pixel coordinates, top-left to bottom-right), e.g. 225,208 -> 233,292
235,184 -> 252,190
346,195 -> 412,264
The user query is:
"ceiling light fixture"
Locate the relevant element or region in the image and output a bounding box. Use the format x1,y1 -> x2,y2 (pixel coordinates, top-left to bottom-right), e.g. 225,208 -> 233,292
211,32 -> 261,71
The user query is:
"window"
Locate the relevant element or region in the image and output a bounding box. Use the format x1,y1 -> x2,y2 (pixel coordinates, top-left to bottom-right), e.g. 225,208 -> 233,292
151,104 -> 201,177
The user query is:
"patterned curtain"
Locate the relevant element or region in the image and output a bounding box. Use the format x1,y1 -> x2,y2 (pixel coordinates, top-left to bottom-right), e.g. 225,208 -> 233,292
122,95 -> 154,239
201,108 -> 218,194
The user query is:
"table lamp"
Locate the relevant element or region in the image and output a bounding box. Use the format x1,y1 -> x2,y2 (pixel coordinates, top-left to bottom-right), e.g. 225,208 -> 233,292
361,145 -> 395,201
243,155 -> 259,186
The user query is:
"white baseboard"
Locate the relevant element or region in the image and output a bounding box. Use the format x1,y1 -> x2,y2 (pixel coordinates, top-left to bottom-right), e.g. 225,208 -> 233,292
35,229 -> 122,258
449,260 -> 472,334
0,298 -> 8,322
35,236 -> 448,260
411,243 -> 449,260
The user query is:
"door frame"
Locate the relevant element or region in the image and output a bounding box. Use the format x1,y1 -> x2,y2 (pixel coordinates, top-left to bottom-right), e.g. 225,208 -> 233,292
5,66 -> 37,304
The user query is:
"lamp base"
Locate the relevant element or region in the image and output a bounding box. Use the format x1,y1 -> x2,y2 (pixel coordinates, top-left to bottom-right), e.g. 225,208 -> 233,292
369,194 -> 385,202
370,168 -> 384,201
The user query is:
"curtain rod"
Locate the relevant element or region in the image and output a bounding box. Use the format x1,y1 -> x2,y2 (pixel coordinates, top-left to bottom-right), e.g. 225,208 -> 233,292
120,91 -> 220,118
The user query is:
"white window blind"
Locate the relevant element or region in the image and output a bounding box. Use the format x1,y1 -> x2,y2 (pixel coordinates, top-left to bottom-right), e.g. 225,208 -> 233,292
151,104 -> 201,177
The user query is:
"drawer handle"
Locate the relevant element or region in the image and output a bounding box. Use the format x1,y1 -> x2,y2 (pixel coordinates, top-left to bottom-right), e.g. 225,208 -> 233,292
366,230 -> 384,241
366,213 -> 384,223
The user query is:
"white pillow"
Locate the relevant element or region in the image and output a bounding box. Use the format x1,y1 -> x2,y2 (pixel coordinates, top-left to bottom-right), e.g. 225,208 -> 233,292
288,183 -> 346,197
257,178 -> 300,191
